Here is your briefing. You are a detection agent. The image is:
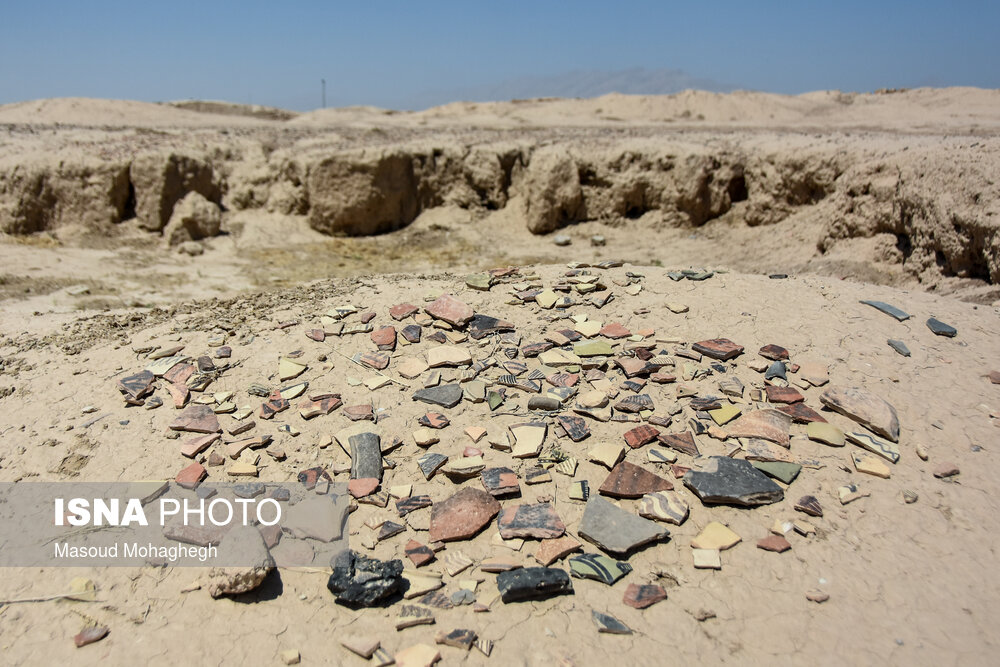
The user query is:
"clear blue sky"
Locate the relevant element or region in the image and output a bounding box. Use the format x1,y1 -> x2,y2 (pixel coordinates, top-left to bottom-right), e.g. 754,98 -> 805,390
1,1 -> 996,110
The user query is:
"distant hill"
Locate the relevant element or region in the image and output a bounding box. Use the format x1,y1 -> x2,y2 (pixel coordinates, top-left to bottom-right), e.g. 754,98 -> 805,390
406,67 -> 735,109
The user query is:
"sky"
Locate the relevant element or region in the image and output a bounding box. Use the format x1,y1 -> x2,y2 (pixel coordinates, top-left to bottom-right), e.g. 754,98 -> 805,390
1,1 -> 997,111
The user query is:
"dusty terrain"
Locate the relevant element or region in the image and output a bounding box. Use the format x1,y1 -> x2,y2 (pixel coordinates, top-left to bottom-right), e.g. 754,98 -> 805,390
0,90 -> 999,665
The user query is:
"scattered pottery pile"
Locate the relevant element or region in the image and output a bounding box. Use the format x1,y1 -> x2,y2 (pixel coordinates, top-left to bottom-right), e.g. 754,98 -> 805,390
108,263 -> 957,664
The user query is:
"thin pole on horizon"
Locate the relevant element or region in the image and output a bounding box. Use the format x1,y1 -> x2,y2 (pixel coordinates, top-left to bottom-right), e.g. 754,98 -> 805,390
322,79 -> 326,108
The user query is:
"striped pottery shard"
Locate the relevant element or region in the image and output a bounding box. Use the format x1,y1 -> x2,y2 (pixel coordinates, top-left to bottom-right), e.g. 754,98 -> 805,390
614,394 -> 654,413
794,495 -> 823,517
359,351 -> 390,371
299,394 -> 342,419
819,386 -> 900,442
442,551 -> 473,576
683,456 -> 784,507
624,425 -> 660,448
480,467 -> 521,497
725,409 -> 792,446
436,628 -> 477,650
400,324 -> 422,344
690,396 -> 723,411
776,402 -> 826,424
169,404 -> 221,433
639,491 -> 689,525
524,467 -> 551,485
569,553 -> 632,585
377,521 -> 405,542
396,495 -> 433,516
521,342 -> 554,358
426,293 -> 474,327
846,430 -> 900,463
417,453 -> 448,480
497,502 -> 566,539
599,461 -> 673,498
657,431 -> 699,457
259,392 -> 290,420
117,370 -> 156,402
396,604 -> 435,630
556,415 -> 590,442
467,314 -> 515,339
162,361 -> 196,385
692,338 -> 744,361
578,496 -> 670,555
765,385 -> 805,404
405,540 -> 436,568
429,488 -> 500,543
502,360 -> 529,376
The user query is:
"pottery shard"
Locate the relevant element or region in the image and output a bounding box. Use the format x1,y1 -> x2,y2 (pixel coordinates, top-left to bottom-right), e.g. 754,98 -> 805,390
819,386 -> 900,442
759,344 -> 789,361
725,409 -> 791,446
208,526 -> 275,598
764,385 -> 804,404
534,536 -> 582,565
623,583 -> 668,609
327,550 -> 404,607
496,567 -> 574,603
692,338 -> 743,360
391,303 -> 419,320
371,327 -> 397,350
117,370 -> 156,401
349,433 -> 383,481
578,496 -> 669,555
169,404 -> 221,433
683,456 -> 784,507
599,461 -> 673,498
498,502 -> 566,539
426,294 -> 474,327
429,487 -> 500,543
412,384 -> 464,408
624,425 -> 660,448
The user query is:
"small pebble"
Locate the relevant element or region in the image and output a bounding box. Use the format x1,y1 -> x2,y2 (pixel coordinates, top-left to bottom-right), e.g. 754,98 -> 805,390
806,590 -> 829,603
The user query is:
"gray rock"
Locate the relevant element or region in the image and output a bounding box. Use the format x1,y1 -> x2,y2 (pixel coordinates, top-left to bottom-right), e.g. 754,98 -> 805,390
860,300 -> 910,321
590,235 -> 606,247
578,496 -> 669,555
819,386 -> 900,442
496,567 -> 573,603
349,432 -> 383,481
887,339 -> 911,357
327,550 -> 404,607
412,384 -> 464,408
683,456 -> 784,506
527,396 -> 561,411
926,317 -> 957,337
553,234 -> 572,246
164,191 -> 222,246
208,526 -> 275,598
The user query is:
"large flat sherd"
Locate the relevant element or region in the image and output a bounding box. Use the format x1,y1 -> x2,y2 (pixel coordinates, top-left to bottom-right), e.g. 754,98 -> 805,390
426,294 -> 474,327
349,432 -> 383,481
692,338 -> 743,360
429,488 -> 500,543
412,384 -> 463,408
684,456 -> 784,506
820,386 -> 900,442
926,317 -> 957,337
726,409 -> 791,446
498,503 -> 566,539
578,496 -> 669,555
860,300 -> 910,321
846,430 -> 900,463
496,567 -> 573,603
599,461 -> 673,498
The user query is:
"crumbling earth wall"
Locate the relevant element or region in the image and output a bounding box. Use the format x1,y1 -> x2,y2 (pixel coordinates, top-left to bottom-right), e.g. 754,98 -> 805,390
0,133 -> 996,284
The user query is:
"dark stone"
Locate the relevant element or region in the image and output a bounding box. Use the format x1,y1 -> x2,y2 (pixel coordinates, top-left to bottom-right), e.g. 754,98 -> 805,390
927,317 -> 957,337
861,300 -> 911,321
327,551 -> 404,607
349,433 -> 383,481
888,339 -> 911,357
215,346 -> 232,358
412,384 -> 464,408
496,567 -> 573,603
528,396 -> 561,411
683,456 -> 784,506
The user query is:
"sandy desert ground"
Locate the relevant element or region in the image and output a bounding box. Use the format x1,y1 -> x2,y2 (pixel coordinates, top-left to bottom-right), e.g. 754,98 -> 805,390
0,89 -> 998,666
